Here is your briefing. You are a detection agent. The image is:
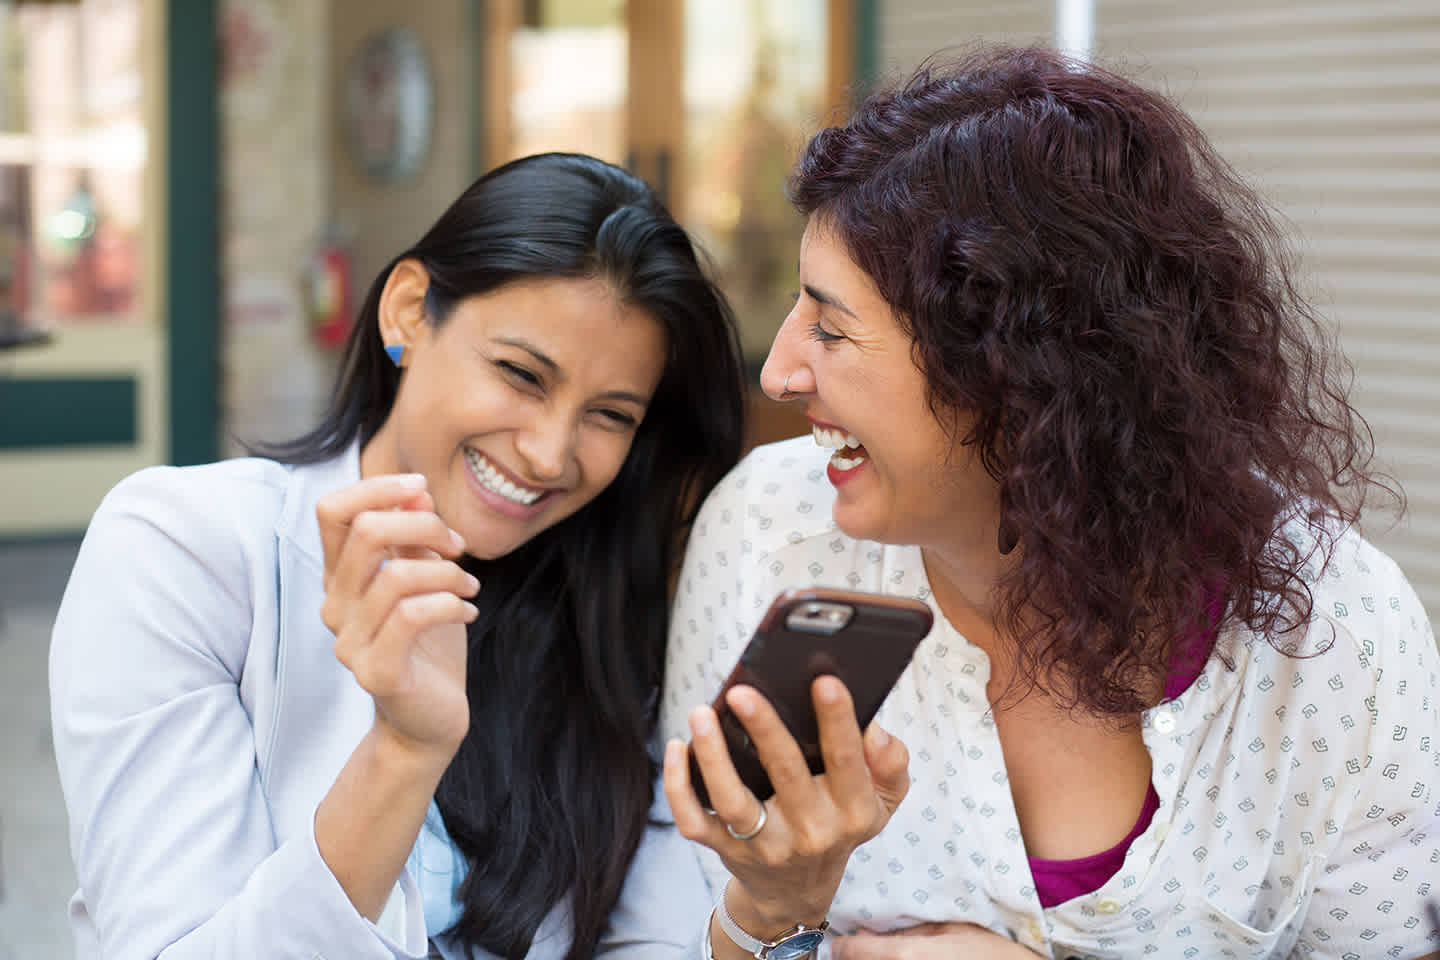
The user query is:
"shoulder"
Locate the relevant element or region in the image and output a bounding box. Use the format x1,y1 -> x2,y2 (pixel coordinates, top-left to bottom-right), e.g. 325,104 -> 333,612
1300,525 -> 1433,680
93,457 -> 293,561
101,456 -> 292,517
72,456 -> 308,620
1231,524 -> 1437,779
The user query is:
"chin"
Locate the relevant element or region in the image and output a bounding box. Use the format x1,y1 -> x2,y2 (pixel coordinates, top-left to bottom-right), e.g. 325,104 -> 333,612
832,506 -> 884,545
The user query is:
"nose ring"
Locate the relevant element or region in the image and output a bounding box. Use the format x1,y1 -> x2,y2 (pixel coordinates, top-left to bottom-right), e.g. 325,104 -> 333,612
783,373 -> 793,396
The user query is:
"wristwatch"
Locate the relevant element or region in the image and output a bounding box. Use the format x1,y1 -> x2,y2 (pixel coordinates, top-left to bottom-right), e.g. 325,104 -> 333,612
714,887 -> 829,959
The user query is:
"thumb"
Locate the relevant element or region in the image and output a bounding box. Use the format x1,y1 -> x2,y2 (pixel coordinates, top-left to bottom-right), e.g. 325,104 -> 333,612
864,722 -> 910,813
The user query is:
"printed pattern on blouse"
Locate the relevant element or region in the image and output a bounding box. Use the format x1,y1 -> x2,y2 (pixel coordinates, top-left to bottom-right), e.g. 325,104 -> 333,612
660,436 -> 1440,960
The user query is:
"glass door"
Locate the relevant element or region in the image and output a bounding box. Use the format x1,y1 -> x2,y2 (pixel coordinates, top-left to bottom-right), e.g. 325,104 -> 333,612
0,0 -> 165,535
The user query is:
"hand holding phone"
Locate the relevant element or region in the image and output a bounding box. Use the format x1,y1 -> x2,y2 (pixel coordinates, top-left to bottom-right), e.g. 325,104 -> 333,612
688,587 -> 933,809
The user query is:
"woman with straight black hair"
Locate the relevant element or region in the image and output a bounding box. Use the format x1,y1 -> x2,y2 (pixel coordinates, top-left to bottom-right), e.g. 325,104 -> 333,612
51,152 -> 745,959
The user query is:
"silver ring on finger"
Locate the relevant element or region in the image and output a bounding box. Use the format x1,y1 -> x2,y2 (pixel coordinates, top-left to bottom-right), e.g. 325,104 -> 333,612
724,801 -> 767,841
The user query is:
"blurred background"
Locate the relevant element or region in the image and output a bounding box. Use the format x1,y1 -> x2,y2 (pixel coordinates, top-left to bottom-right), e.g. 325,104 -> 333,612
0,0 -> 1435,954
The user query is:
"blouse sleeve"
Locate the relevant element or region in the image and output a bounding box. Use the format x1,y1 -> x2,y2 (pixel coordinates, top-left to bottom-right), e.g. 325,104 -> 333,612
49,467 -> 425,960
593,773 -> 713,958
1289,556 -> 1440,959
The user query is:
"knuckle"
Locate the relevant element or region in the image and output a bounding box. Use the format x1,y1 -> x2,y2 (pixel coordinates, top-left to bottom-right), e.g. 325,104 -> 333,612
714,796 -> 753,824
842,804 -> 875,838
374,558 -> 403,589
673,815 -> 706,842
788,826 -> 827,860
320,599 -> 340,634
394,595 -> 425,627
350,511 -> 384,547
314,495 -> 338,523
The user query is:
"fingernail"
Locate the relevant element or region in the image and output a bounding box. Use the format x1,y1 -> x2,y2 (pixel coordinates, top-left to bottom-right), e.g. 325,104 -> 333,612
869,725 -> 890,748
466,574 -> 481,594
450,530 -> 466,551
397,473 -> 426,490
816,675 -> 842,703
691,711 -> 715,736
462,601 -> 479,621
728,687 -> 756,717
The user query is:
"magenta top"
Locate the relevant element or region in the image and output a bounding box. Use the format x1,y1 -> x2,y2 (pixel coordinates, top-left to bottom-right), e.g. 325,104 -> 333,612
1027,622 -> 1215,908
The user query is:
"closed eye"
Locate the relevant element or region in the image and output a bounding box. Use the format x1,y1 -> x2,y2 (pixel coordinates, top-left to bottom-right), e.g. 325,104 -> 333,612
594,407 -> 639,429
498,360 -> 542,388
809,321 -> 844,344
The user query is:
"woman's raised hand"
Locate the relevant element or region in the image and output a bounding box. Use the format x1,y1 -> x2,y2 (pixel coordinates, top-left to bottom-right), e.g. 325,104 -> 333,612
317,474 -> 479,762
663,675 -> 911,942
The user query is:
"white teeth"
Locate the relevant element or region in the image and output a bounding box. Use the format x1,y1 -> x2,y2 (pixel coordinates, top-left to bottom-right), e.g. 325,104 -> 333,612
812,425 -> 863,452
464,449 -> 543,505
829,449 -> 867,471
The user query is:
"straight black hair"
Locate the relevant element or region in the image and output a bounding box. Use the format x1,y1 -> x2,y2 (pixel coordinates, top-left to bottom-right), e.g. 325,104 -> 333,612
265,153 -> 745,957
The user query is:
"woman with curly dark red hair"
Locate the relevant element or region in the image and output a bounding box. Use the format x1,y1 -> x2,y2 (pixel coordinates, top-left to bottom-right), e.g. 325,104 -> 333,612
661,46 -> 1439,960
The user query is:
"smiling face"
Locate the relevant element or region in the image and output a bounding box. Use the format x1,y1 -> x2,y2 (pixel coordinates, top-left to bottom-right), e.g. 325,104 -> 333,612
760,220 -> 1003,554
362,261 -> 668,559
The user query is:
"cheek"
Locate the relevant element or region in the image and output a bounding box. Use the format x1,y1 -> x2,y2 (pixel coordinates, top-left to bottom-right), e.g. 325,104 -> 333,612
576,430 -> 638,494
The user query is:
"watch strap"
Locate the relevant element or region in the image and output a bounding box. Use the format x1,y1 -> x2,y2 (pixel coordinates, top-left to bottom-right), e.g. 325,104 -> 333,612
714,882 -> 828,959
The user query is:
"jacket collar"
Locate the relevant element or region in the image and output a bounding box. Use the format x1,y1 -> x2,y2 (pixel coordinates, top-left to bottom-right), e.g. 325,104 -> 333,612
274,441 -> 363,574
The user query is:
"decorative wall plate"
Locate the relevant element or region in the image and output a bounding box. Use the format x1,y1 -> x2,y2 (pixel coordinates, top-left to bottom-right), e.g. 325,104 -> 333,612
343,26 -> 433,182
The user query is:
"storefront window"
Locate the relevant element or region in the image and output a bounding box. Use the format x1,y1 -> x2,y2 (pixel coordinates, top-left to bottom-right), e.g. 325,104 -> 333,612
683,0 -> 826,362
0,0 -> 144,334
509,0 -> 627,166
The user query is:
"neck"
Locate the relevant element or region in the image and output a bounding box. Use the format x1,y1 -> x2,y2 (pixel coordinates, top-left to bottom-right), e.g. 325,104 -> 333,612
921,540 -> 1010,644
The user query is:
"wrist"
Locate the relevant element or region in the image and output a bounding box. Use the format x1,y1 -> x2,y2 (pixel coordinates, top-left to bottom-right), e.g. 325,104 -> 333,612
368,720 -> 456,781
721,880 -> 829,947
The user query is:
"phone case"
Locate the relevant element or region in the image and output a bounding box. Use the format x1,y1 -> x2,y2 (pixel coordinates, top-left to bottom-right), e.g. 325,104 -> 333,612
690,587 -> 934,808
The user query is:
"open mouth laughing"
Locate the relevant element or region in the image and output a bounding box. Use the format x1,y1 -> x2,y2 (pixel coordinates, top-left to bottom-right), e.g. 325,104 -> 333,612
812,424 -> 868,473
463,447 -> 547,505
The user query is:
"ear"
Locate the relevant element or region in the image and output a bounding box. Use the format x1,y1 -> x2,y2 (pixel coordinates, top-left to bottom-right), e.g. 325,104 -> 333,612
377,258 -> 431,365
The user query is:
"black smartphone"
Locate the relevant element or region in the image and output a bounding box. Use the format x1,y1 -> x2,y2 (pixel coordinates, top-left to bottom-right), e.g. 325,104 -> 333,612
688,587 -> 934,809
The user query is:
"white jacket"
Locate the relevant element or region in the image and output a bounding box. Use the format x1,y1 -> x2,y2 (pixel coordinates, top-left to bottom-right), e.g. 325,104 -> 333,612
50,446 -> 709,960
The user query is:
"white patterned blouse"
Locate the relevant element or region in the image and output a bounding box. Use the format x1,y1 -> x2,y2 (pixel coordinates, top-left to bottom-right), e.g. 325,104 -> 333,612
661,436 -> 1440,960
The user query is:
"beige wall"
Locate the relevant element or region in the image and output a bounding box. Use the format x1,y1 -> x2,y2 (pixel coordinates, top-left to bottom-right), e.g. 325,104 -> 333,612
329,0 -> 475,296
219,0 -> 333,454
219,0 -> 477,452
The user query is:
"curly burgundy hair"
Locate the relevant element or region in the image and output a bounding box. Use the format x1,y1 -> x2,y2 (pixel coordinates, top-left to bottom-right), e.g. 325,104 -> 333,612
791,46 -> 1399,714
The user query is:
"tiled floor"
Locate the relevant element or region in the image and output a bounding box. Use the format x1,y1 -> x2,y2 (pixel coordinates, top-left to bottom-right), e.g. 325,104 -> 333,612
0,540 -> 81,959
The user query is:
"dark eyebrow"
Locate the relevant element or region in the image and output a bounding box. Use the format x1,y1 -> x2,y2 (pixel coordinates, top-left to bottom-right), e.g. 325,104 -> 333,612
494,336 -> 650,408
496,336 -> 560,374
801,283 -> 858,319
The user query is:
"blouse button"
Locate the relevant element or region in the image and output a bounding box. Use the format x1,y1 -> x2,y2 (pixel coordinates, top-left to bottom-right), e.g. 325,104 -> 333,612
1096,898 -> 1122,915
1152,712 -> 1176,734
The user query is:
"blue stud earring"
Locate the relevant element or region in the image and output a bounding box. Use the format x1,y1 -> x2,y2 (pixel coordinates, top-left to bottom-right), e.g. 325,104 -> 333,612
384,344 -> 404,367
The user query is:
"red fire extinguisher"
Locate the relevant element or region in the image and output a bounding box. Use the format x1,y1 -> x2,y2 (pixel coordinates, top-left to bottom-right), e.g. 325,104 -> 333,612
308,233 -> 353,349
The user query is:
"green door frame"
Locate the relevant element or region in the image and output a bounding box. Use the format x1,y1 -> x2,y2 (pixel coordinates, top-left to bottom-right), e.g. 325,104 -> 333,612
167,0 -> 220,466
854,0 -> 879,95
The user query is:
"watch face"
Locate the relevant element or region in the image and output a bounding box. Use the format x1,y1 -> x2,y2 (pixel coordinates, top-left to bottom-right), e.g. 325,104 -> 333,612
768,930 -> 827,959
